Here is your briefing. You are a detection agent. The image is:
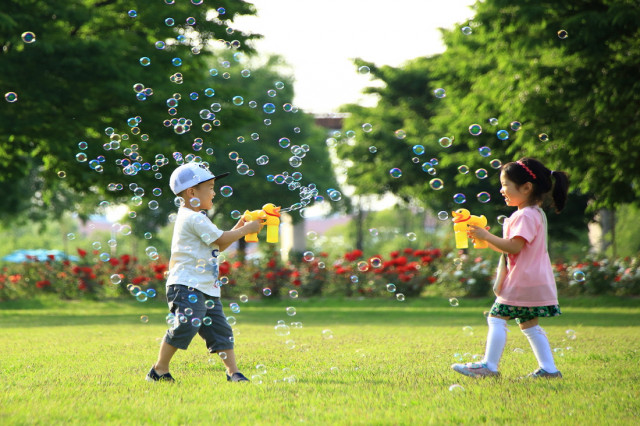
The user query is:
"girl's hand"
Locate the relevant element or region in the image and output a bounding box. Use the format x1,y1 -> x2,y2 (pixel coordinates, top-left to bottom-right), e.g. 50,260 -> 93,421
468,224 -> 491,241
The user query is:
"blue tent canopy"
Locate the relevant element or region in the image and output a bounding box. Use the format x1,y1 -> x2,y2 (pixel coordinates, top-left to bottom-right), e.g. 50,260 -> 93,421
1,249 -> 80,263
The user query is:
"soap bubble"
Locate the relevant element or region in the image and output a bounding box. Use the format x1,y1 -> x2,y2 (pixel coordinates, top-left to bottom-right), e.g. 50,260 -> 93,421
412,145 -> 425,155
566,329 -> 577,340
188,294 -> 198,303
477,192 -> 491,203
449,298 -> 459,307
306,231 -> 318,241
362,123 -> 373,132
4,92 -> 18,103
21,31 -> 36,43
110,274 -> 122,285
453,193 -> 467,204
489,118 -> 499,126
386,283 -> 396,293
396,293 -> 405,302
429,178 -> 444,190
357,261 -> 369,272
433,88 -> 446,98
230,303 -> 240,313
190,198 -> 201,208
322,329 -> 334,339
140,315 -> 149,323
490,159 -> 502,169
329,190 -> 342,201
478,146 -> 492,157
572,270 -> 586,282
278,137 -> 291,148
203,317 -> 212,326
275,324 -> 290,336
437,211 -> 449,221
406,232 -> 417,241
191,318 -> 202,327
289,290 -> 299,299
220,186 -> 233,197
389,168 -> 402,178
99,253 -> 110,262
394,129 -> 407,139
136,292 -> 148,302
226,316 -> 237,326
449,384 -> 465,393
497,215 -> 507,225
475,169 -> 488,179
557,29 -> 568,39
148,200 -> 159,210
369,146 -> 377,153
67,233 -> 76,240
358,65 -> 370,75
439,137 -> 453,148
286,307 -> 296,316
462,326 -> 474,336
139,57 -> 151,66
369,228 -> 379,236
263,103 -> 276,114
232,96 -> 244,106
496,130 -> 509,140
205,299 -> 215,309
457,165 -> 470,174
303,251 -> 315,262
461,26 -> 472,35
539,133 -> 549,142
468,124 -> 482,136
263,287 -> 272,296
510,121 -> 522,131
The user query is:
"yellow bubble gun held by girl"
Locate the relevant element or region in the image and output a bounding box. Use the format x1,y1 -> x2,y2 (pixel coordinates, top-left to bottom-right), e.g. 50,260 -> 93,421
451,208 -> 488,249
243,203 -> 281,243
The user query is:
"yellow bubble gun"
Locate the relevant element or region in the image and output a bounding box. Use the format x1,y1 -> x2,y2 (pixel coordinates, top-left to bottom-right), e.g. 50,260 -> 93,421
243,203 -> 281,243
451,208 -> 488,249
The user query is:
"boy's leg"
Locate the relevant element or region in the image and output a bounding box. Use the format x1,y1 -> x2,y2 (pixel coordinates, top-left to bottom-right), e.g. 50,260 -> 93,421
153,340 -> 179,375
216,349 -> 239,376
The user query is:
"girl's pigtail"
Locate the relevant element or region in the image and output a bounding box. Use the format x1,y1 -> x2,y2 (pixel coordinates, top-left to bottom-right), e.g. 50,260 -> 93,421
550,170 -> 570,213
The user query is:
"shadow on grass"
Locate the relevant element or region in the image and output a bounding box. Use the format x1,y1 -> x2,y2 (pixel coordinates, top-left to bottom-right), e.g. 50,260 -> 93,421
1,297 -> 639,328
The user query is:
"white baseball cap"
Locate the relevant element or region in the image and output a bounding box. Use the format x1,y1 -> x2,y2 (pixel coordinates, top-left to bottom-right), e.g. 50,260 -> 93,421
169,162 -> 229,195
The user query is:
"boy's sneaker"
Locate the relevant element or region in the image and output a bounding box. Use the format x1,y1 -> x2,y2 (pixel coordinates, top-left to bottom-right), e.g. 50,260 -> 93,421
526,368 -> 563,379
451,362 -> 500,378
226,372 -> 250,382
146,367 -> 175,382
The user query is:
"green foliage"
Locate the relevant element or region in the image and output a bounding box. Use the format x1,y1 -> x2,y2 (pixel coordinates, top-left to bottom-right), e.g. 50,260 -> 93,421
0,1 -> 339,233
1,298 -> 639,424
335,0 -> 640,244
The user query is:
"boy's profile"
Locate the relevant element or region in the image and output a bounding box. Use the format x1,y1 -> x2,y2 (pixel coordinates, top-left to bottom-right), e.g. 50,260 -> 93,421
146,162 -> 263,382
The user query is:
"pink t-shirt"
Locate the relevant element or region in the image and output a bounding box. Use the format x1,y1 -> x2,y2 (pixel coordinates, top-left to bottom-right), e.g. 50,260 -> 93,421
496,206 -> 558,307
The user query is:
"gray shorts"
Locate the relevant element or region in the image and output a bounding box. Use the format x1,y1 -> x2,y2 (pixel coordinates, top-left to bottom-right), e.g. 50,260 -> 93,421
164,284 -> 234,352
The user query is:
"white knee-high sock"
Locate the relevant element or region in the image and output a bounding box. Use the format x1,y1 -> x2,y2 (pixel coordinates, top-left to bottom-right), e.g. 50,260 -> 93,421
482,317 -> 507,372
522,325 -> 558,373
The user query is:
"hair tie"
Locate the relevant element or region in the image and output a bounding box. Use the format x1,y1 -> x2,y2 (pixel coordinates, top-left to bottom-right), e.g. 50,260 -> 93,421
516,160 -> 537,180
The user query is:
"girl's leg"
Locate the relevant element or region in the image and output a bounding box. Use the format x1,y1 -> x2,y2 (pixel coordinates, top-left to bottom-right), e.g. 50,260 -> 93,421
482,315 -> 509,372
216,349 -> 240,376
520,318 -> 559,373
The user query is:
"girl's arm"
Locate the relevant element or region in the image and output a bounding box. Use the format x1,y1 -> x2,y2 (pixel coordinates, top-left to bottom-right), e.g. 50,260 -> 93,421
468,225 -> 525,255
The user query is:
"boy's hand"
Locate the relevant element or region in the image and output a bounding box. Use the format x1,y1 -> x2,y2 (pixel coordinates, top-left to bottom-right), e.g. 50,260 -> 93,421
245,219 -> 264,234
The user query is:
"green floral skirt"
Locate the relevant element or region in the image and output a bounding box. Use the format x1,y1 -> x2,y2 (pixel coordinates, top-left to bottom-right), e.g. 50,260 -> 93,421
489,302 -> 561,324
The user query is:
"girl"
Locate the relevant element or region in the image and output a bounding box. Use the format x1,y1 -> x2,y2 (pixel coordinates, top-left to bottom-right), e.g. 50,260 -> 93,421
451,157 -> 569,378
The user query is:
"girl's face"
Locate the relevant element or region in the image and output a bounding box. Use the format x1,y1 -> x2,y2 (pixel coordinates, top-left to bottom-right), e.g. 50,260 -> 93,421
499,171 -> 532,209
187,180 -> 215,211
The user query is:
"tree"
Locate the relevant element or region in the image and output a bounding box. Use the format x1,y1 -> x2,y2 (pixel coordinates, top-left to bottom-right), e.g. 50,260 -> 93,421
0,1 -> 340,237
335,0 -> 639,244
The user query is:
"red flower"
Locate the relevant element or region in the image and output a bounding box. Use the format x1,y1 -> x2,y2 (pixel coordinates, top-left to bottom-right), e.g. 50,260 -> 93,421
421,256 -> 433,264
266,271 -> 275,280
9,274 -> 21,283
219,261 -> 230,276
77,248 -> 87,258
154,273 -> 164,281
47,254 -> 56,261
132,276 -> 147,285
390,250 -> 399,259
403,248 -> 413,254
232,261 -> 242,269
428,276 -> 437,284
344,249 -> 363,262
153,264 -> 168,273
36,280 -> 51,288
109,258 -> 119,266
63,260 -> 70,266
78,280 -> 87,291
293,279 -> 301,286
319,252 -> 329,257
121,254 -> 131,265
253,272 -> 261,279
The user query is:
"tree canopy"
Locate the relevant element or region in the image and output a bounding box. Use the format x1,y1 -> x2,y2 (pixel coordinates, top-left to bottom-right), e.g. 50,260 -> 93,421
0,0 -> 340,233
335,0 -> 639,239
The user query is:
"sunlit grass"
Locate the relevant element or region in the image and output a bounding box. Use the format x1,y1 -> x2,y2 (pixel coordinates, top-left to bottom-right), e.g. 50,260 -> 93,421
1,296 -> 638,424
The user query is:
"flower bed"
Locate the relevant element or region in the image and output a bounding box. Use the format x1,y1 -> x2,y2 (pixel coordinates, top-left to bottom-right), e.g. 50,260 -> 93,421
1,247 -> 639,302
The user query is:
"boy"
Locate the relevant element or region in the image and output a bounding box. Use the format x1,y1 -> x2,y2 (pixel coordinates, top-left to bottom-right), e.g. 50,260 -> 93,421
146,162 -> 263,382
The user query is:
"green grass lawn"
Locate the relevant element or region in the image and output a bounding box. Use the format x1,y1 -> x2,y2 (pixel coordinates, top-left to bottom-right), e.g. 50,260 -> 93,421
1,296 -> 639,425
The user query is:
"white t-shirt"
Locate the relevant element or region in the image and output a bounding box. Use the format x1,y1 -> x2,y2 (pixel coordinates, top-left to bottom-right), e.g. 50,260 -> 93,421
166,207 -> 225,297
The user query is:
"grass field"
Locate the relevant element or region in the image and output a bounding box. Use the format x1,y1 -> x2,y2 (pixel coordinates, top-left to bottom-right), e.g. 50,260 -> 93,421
1,296 -> 639,425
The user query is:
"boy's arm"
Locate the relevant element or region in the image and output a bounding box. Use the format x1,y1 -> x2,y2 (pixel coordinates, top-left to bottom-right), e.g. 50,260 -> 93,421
214,220 -> 263,252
